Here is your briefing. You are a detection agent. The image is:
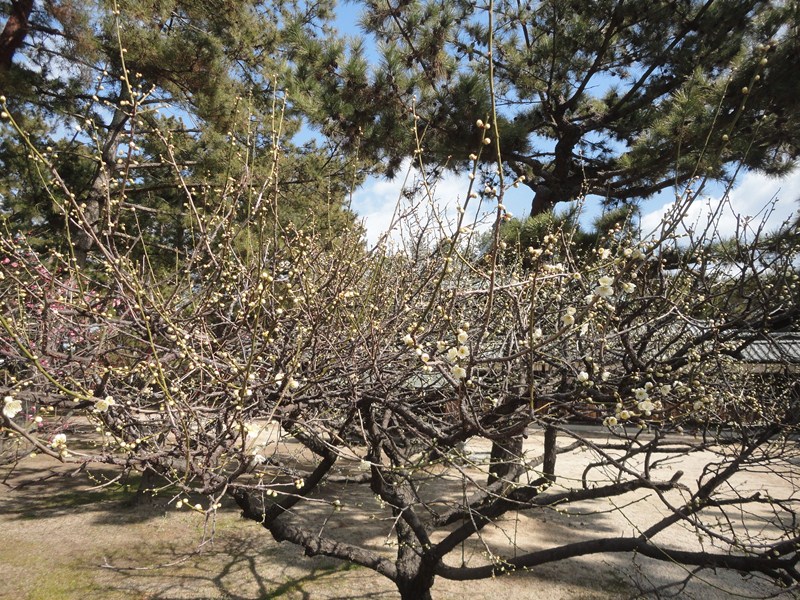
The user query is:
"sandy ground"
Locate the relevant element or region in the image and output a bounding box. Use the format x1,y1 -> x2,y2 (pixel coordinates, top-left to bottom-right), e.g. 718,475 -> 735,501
1,429 -> 798,600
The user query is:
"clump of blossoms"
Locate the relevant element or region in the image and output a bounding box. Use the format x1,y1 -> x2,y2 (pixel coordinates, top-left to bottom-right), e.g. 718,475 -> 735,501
447,344 -> 470,361
450,365 -> 467,380
446,326 -> 470,381
604,383 -> 663,427
94,396 -> 115,413
634,387 -> 655,415
594,276 -> 614,298
3,395 -> 22,419
638,400 -> 655,415
603,415 -> 618,427
50,433 -> 68,452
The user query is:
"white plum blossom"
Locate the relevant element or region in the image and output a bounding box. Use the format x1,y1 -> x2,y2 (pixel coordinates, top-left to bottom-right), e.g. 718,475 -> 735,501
51,433 -> 68,450
659,384 -> 672,395
622,281 -> 636,294
633,388 -> 648,401
436,340 -> 447,352
594,276 -> 614,298
446,347 -> 460,363
561,306 -> 576,326
457,329 -> 468,344
603,416 -> 618,427
577,371 -> 590,383
618,409 -> 631,420
456,345 -> 470,359
637,399 -> 655,415
3,395 -> 22,419
402,333 -> 415,347
287,377 -> 300,391
94,395 -> 115,412
450,365 -> 467,380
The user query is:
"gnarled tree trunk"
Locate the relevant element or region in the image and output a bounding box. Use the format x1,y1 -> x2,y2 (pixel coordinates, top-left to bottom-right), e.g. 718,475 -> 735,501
488,435 -> 523,486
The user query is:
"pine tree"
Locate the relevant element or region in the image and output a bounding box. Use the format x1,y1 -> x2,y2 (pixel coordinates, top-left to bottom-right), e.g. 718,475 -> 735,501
0,0 -> 360,262
329,0 -> 800,216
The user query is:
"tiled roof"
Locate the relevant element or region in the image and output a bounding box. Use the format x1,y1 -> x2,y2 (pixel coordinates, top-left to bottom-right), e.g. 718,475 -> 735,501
735,333 -> 800,364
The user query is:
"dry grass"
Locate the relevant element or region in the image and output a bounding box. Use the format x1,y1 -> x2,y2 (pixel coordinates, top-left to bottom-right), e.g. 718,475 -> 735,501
1,432 -> 795,600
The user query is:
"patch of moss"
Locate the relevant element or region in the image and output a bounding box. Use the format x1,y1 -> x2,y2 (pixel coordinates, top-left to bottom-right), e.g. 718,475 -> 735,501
27,565 -> 104,600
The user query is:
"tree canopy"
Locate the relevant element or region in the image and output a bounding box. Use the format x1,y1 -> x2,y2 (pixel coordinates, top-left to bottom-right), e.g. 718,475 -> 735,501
0,0 -> 362,262
2,150 -> 799,599
302,0 -> 800,215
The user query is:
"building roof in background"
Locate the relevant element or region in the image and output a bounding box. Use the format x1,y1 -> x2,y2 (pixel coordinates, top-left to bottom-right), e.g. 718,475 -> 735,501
735,332 -> 800,365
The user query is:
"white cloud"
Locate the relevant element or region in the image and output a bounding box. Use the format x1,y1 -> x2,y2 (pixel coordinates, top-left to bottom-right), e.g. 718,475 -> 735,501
349,172 -> 408,247
354,165 -> 799,248
350,160 -> 504,248
640,169 -> 799,241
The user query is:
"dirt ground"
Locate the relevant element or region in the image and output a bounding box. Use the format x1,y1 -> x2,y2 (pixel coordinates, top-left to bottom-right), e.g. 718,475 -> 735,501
1,430 -> 798,600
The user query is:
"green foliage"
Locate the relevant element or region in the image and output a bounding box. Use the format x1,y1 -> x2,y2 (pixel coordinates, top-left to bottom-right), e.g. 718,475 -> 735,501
0,0 -> 362,261
493,204 -> 640,267
330,0 -> 800,215
591,205 -> 639,238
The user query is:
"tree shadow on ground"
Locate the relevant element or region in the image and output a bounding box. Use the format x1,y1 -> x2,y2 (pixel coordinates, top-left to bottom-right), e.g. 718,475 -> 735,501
0,460 -> 170,524
97,526 -> 398,600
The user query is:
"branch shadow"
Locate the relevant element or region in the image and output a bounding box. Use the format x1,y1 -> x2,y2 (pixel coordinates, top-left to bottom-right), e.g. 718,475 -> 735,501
97,525 -> 398,600
0,461 -> 171,524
